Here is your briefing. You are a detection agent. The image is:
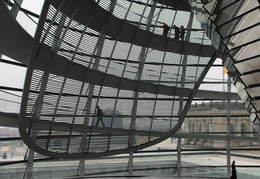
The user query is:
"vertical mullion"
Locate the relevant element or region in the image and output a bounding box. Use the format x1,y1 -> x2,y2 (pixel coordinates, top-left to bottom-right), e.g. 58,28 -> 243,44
46,2 -> 81,151
128,0 -> 153,149
106,0 -> 135,151
86,0 -> 118,153
147,0 -> 168,140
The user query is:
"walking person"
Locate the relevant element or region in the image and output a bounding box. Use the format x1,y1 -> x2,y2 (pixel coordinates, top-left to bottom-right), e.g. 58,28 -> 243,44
174,25 -> 180,40
95,106 -> 105,127
180,26 -> 186,41
230,160 -> 237,179
162,23 -> 170,37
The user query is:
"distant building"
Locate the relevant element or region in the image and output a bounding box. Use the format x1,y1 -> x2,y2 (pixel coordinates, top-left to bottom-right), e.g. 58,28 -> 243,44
183,101 -> 260,148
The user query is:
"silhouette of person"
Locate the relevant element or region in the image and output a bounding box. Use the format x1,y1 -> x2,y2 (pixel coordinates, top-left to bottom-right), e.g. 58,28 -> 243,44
95,106 -> 105,127
174,25 -> 180,40
230,160 -> 237,179
180,26 -> 186,41
162,23 -> 170,37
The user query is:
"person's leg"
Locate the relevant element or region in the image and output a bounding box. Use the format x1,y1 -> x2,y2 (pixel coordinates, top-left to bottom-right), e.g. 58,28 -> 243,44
96,117 -> 100,126
101,118 -> 105,127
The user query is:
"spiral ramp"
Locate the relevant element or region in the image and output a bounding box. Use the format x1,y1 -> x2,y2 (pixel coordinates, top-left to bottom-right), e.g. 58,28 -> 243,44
0,0 -> 242,159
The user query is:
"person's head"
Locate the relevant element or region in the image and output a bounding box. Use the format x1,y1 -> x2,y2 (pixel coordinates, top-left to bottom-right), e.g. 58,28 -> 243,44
232,161 -> 235,164
97,106 -> 99,109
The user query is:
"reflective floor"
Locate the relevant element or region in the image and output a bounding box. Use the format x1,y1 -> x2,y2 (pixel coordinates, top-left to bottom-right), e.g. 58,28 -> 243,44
1,149 -> 259,179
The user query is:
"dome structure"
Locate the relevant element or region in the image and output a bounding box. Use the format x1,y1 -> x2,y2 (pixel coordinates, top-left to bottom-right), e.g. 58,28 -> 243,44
16,0 -> 219,158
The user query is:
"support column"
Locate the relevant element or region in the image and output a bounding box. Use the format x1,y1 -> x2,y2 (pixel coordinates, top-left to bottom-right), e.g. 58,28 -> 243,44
78,0 -> 117,176
226,75 -> 231,177
176,11 -> 194,176
128,152 -> 134,175
127,0 -> 156,175
177,137 -> 182,176
25,149 -> 34,179
224,2 -> 244,175
78,35 -> 105,176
